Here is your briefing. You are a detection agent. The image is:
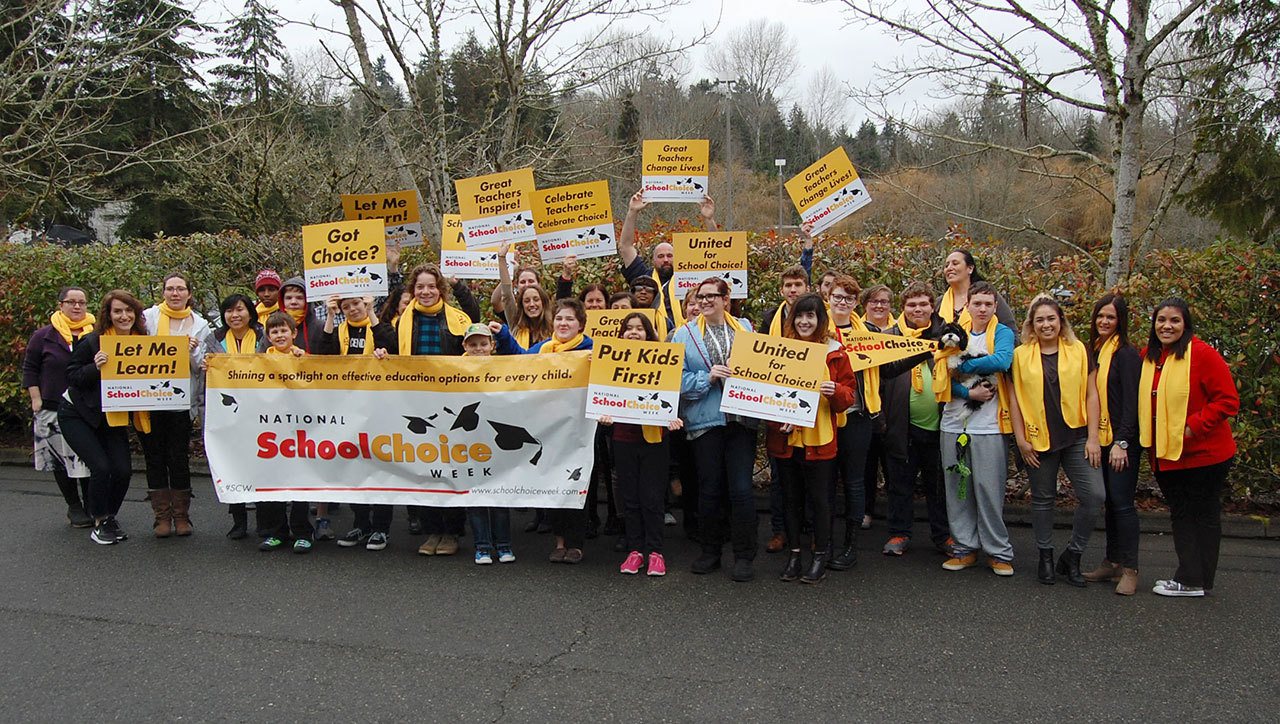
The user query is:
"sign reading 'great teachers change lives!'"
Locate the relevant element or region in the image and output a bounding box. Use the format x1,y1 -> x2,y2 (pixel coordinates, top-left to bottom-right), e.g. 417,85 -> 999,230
785,147 -> 872,235
455,168 -> 538,249
641,140 -> 710,202
532,180 -> 615,263
301,218 -> 390,297
583,308 -> 659,340
672,231 -> 749,300
100,335 -> 191,412
586,337 -> 683,426
341,190 -> 424,248
438,214 -> 514,281
719,331 -> 827,427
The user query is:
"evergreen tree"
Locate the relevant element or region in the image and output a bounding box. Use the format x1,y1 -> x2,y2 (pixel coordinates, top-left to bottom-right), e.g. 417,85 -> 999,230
850,119 -> 883,172
1075,115 -> 1101,155
211,0 -> 287,108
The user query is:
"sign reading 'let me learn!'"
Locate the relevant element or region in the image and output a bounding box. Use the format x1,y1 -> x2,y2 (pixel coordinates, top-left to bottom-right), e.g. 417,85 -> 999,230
301,218 -> 390,297
100,335 -> 191,412
455,168 -> 537,249
341,190 -> 424,248
642,140 -> 709,202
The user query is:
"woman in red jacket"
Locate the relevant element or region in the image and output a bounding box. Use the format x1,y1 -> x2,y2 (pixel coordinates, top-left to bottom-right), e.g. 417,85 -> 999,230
767,294 -> 857,584
1140,298 -> 1239,597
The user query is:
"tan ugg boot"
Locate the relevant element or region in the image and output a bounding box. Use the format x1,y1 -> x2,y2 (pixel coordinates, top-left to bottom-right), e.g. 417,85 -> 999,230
171,489 -> 194,536
151,489 -> 174,538
1115,568 -> 1139,596
1083,559 -> 1121,582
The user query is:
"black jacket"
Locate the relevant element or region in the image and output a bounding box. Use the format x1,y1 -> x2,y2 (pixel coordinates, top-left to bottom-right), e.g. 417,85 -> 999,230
62,332 -> 108,427
316,320 -> 398,356
870,319 -> 940,459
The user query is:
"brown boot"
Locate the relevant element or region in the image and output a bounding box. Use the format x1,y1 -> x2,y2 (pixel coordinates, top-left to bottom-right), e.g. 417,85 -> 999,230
151,489 -> 174,538
1114,568 -> 1139,596
1082,559 -> 1121,582
171,489 -> 194,536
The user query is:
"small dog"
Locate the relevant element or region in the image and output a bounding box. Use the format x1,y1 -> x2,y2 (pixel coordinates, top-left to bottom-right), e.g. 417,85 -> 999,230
940,323 -> 995,425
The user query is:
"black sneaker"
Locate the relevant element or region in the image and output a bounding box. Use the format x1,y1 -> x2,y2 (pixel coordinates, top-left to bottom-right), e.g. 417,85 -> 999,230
336,528 -> 368,548
105,516 -> 127,541
690,552 -> 722,574
90,521 -> 117,545
731,558 -> 755,582
258,536 -> 285,552
67,504 -> 93,528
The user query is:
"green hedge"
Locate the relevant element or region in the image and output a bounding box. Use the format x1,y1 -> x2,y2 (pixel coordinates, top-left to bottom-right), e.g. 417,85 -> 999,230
4,226 -> 1276,500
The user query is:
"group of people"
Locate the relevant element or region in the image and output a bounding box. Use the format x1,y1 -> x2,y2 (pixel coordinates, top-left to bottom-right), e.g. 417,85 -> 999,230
23,193 -> 1240,597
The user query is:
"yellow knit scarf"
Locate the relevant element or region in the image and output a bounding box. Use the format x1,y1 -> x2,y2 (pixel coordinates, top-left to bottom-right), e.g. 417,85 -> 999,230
286,308 -> 306,325
651,271 -> 685,328
539,333 -> 585,353
696,313 -> 745,335
1093,336 -> 1120,446
1012,339 -> 1089,452
50,310 -> 96,346
786,341 -> 842,448
338,317 -> 374,356
939,286 -> 972,327
225,328 -> 257,354
397,299 -> 472,355
255,302 -> 278,326
157,303 -> 192,335
896,313 -> 927,393
1139,344 -> 1192,461
101,328 -> 151,433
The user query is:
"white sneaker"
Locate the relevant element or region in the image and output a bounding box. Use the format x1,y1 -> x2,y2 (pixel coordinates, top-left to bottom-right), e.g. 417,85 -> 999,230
1153,580 -> 1205,597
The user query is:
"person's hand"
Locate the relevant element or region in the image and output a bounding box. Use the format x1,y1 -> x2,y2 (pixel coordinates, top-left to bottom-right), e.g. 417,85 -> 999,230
487,321 -> 503,334
628,190 -> 649,213
94,350 -> 108,369
373,348 -> 388,360
290,346 -> 305,357
199,358 -> 208,371
598,415 -> 613,426
1085,439 -> 1101,469
819,380 -> 836,396
31,398 -> 41,413
800,221 -> 816,238
667,418 -> 684,431
1184,425 -> 1193,439
1109,444 -> 1129,472
698,195 -> 715,219
561,255 -> 578,280
386,241 -> 401,270
1017,438 -> 1040,469
967,383 -> 994,402
326,295 -> 340,314
779,423 -> 794,434
709,364 -> 732,381
498,240 -> 511,258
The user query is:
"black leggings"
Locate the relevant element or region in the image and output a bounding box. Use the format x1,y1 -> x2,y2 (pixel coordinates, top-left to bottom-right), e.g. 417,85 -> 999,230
614,439 -> 669,554
137,410 -> 192,490
779,448 -> 836,551
58,406 -> 131,520
1156,459 -> 1232,589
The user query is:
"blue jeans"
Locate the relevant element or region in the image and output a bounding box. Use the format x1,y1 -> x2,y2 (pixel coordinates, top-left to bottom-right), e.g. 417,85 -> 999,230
1100,444 -> 1142,567
691,422 -> 758,560
469,508 -> 512,551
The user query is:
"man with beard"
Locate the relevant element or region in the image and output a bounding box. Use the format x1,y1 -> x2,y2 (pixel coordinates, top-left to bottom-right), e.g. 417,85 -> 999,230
618,190 -> 718,330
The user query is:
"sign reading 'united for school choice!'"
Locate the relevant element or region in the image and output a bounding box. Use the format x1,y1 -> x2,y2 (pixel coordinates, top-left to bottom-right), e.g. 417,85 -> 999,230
100,335 -> 191,412
785,147 -> 872,235
584,308 -> 658,340
672,231 -> 749,300
586,337 -> 683,426
719,331 -> 827,427
641,140 -> 710,202
455,168 -> 537,249
301,218 -> 390,297
532,180 -> 615,263
341,190 -> 424,248
438,214 -> 514,281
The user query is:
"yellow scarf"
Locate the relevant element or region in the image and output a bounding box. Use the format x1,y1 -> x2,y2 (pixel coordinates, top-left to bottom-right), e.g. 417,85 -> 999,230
397,299 -> 472,355
1094,336 -> 1120,446
835,325 -> 882,414
1139,344 -> 1192,461
932,317 -> 1012,432
513,324 -> 544,350
897,313 -> 927,393
286,308 -> 306,325
255,302 -> 278,326
939,286 -> 972,327
539,333 -> 585,353
786,343 -> 842,448
696,313 -> 745,336
641,425 -> 663,444
338,317 -> 374,356
101,329 -> 151,433
50,310 -> 96,346
225,328 -> 257,354
1012,339 -> 1089,452
157,303 -> 192,335
767,301 -> 790,337
651,271 -> 685,328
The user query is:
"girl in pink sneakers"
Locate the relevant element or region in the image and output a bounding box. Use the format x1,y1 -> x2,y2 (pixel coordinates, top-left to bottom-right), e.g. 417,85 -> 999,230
599,312 -> 684,577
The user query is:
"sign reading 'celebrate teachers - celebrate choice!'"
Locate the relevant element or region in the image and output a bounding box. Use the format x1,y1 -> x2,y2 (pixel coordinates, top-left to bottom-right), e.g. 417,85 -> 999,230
301,218 -> 390,297
785,147 -> 872,235
455,168 -> 537,249
586,337 -> 683,426
719,331 -> 827,427
532,180 -> 615,263
100,335 -> 191,412
672,231 -> 749,299
641,140 -> 709,202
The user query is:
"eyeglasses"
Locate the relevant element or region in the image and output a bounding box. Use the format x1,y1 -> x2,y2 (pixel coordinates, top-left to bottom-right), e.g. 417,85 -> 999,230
867,298 -> 891,306
829,295 -> 854,305
631,286 -> 655,294
60,300 -> 87,307
696,293 -> 725,301
164,286 -> 189,293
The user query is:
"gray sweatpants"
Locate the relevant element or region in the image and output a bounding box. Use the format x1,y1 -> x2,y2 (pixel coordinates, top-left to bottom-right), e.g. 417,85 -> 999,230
941,431 -> 1013,562
1026,437 -> 1105,553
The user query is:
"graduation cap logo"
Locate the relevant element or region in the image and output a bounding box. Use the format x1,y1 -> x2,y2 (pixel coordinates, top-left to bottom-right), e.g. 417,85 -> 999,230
220,393 -> 238,413
774,390 -> 811,410
566,467 -> 583,482
403,414 -> 438,434
443,403 -> 481,432
680,177 -> 705,192
504,213 -> 534,227
488,420 -> 543,465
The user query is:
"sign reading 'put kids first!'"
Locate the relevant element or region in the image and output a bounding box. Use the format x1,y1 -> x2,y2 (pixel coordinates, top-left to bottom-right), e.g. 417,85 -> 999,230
100,335 -> 191,412
586,337 -> 683,426
455,168 -> 537,249
642,140 -> 709,202
719,331 -> 827,427
785,147 -> 872,235
302,218 -> 390,297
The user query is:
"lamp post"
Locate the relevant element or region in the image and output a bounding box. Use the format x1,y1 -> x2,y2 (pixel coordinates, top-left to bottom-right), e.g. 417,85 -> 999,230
713,79 -> 738,228
774,158 -> 787,231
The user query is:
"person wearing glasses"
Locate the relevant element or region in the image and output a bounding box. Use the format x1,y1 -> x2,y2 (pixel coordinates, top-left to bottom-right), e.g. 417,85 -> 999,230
618,190 -> 719,330
858,284 -> 897,532
24,287 -> 95,528
672,277 -> 760,582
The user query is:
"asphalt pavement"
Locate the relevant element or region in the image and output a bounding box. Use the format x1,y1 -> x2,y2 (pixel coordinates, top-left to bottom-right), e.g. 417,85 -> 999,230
2,464 -> 1277,722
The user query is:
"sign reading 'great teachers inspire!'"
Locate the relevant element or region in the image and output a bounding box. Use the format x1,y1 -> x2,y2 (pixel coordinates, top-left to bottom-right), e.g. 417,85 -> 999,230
100,335 -> 192,412
455,168 -> 537,249
785,147 -> 872,235
586,337 -> 683,425
301,218 -> 390,297
641,140 -> 709,202
719,331 -> 827,427
341,190 -> 424,248
532,180 -> 615,263
672,231 -> 749,300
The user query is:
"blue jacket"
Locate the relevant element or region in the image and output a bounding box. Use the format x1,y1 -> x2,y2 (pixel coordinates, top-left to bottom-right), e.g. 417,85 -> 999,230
494,325 -> 593,355
670,317 -> 755,434
950,322 -> 1015,399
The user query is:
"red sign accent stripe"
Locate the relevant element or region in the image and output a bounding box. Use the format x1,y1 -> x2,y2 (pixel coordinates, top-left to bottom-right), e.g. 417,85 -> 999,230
255,486 -> 469,494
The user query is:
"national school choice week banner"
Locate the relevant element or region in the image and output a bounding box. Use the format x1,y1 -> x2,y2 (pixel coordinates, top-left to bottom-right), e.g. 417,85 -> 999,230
204,353 -> 596,508
100,335 -> 191,412
642,140 -> 710,202
301,218 -> 390,297
341,190 -> 424,248
785,147 -> 872,236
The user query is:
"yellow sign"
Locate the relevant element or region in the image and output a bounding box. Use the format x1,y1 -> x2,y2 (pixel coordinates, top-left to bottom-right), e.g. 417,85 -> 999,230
532,180 -> 615,262
584,308 -> 658,340
100,335 -> 192,412
835,327 -> 937,373
641,140 -> 710,202
439,213 -> 510,280
784,147 -> 872,235
341,190 -> 424,247
671,231 -> 749,299
719,331 -> 827,426
301,218 -> 390,296
454,168 -> 537,248
586,337 -> 683,424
